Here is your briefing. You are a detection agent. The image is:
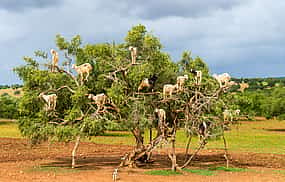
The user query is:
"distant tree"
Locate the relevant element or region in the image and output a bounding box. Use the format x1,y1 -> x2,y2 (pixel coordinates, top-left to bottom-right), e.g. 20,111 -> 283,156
0,95 -> 19,119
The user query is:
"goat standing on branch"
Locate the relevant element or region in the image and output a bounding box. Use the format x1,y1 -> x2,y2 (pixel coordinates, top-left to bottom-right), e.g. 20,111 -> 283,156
163,84 -> 178,100
39,93 -> 57,111
238,82 -> 249,92
198,121 -> 211,143
190,69 -> 202,85
154,108 -> 167,137
176,75 -> 188,91
138,75 -> 158,92
225,81 -> 237,90
72,63 -> 93,83
213,73 -> 231,88
50,49 -> 59,72
88,93 -> 107,112
129,46 -> 137,64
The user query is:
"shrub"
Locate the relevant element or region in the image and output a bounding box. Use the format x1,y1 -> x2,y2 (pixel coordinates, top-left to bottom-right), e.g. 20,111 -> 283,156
14,90 -> 21,95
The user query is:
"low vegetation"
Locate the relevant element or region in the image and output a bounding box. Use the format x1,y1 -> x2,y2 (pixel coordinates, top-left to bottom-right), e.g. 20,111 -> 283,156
1,119 -> 285,154
144,169 -> 182,176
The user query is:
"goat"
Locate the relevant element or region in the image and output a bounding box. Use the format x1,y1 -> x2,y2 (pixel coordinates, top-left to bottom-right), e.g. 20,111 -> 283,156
112,168 -> 119,181
213,73 -> 231,88
223,109 -> 240,122
72,63 -> 93,82
138,78 -> 150,92
154,108 -> 167,137
238,82 -> 249,92
198,121 -> 211,142
138,75 -> 158,92
163,84 -> 178,100
88,93 -> 107,112
39,93 -> 57,111
50,49 -> 59,72
227,81 -> 237,86
190,69 -> 202,85
225,81 -> 237,89
128,46 -> 137,64
176,75 -> 188,91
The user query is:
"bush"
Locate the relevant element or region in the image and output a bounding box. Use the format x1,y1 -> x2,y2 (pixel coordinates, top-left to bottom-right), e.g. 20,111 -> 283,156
14,90 -> 21,95
105,121 -> 129,131
1,92 -> 9,96
0,95 -> 19,119
277,114 -> 285,121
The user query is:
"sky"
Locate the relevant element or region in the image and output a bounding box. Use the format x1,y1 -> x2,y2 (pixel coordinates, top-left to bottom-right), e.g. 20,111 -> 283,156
0,0 -> 284,84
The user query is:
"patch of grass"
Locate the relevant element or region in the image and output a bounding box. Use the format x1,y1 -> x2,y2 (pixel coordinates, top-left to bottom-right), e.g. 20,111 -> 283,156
144,169 -> 182,176
2,119 -> 285,155
183,168 -> 216,176
0,88 -> 23,97
25,166 -> 80,173
99,131 -> 132,137
0,120 -> 21,138
273,169 -> 285,175
209,166 -> 247,172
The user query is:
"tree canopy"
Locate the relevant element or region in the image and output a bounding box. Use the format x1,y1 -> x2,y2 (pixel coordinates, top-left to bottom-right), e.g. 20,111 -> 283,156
14,24 -> 233,170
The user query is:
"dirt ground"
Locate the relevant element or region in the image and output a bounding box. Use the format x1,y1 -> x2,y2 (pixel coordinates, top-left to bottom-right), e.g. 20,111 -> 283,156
0,138 -> 285,182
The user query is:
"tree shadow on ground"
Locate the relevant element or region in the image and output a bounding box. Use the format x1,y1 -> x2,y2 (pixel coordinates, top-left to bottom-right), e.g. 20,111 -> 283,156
264,128 -> 285,132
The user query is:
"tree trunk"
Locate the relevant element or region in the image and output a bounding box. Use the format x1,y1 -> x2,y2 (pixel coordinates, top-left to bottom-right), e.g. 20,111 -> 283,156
170,134 -> 177,171
120,135 -> 165,168
222,135 -> 229,168
184,135 -> 192,162
133,127 -> 144,149
72,136 -> 81,168
149,127 -> 152,143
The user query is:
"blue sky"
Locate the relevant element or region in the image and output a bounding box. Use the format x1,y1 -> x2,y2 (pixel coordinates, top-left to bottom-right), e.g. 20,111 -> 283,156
0,0 -> 284,84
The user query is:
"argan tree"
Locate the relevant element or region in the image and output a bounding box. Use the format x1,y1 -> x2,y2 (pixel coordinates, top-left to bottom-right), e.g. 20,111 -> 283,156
14,24 -> 177,168
14,24 -> 232,171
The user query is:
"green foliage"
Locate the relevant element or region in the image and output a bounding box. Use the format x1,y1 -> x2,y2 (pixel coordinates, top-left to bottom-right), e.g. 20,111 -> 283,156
1,92 -> 8,96
144,170 -> 182,176
0,120 -> 22,138
14,90 -> 21,95
178,51 -> 209,75
224,87 -> 285,119
25,166 -> 81,173
183,168 -> 216,176
0,95 -> 19,119
232,77 -> 285,91
209,166 -> 247,172
14,24 -> 178,146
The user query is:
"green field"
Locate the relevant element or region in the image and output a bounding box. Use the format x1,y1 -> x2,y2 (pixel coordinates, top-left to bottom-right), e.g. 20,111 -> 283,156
1,119 -> 285,154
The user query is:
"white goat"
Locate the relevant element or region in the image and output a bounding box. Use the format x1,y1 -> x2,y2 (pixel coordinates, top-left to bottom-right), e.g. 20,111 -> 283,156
155,108 -> 166,123
213,73 -> 231,87
154,108 -> 167,136
112,168 -> 119,182
177,75 -> 188,91
163,84 -> 178,100
225,81 -> 238,89
39,93 -> 57,111
72,63 -> 93,82
223,109 -> 240,122
128,46 -> 137,64
88,93 -> 107,111
190,69 -> 202,85
138,78 -> 150,92
50,49 -> 59,72
238,82 -> 249,92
